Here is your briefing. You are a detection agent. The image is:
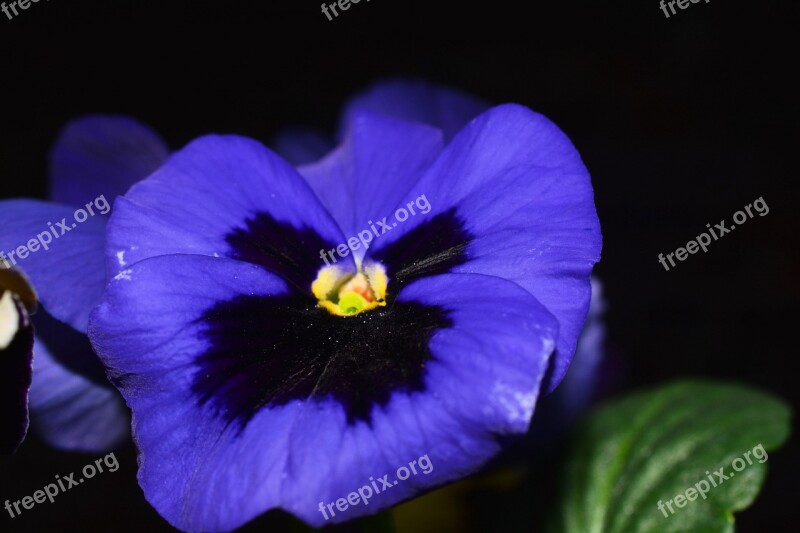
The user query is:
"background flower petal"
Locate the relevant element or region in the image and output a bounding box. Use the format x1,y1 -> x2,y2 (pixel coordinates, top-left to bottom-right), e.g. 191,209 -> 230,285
0,199 -> 107,332
270,125 -> 335,166
527,276 -> 607,444
29,322 -> 129,452
341,78 -> 490,143
49,115 -> 169,207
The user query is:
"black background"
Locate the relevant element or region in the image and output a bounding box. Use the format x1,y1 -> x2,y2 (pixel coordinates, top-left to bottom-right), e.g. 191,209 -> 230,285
0,0 -> 797,531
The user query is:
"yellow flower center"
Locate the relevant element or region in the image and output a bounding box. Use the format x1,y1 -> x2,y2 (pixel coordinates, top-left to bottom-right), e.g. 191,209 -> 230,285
312,262 -> 388,317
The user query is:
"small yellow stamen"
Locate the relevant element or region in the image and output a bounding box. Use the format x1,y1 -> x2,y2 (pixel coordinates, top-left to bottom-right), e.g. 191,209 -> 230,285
313,262 -> 388,317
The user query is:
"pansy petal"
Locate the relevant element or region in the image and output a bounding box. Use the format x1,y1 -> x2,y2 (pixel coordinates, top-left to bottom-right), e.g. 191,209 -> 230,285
89,255 -> 294,531
280,272 -> 558,525
341,79 -> 490,143
89,252 -> 557,530
271,126 -> 335,166
0,291 -> 34,454
107,135 -> 353,285
49,115 -> 169,207
30,324 -> 130,452
0,200 -> 106,332
298,113 -> 443,243
369,104 -> 602,393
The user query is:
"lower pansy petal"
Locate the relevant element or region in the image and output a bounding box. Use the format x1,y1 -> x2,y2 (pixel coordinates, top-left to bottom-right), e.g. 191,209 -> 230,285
280,272 -> 559,526
49,115 -> 169,208
0,200 -> 107,332
89,252 -> 557,530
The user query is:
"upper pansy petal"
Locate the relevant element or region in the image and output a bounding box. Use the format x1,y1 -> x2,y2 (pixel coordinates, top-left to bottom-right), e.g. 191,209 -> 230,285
341,79 -> 490,143
49,115 -> 169,207
270,126 -> 335,166
298,112 -> 443,244
0,291 -> 34,454
107,135 -> 353,285
0,199 -> 106,332
88,253 -> 557,530
369,104 -> 602,393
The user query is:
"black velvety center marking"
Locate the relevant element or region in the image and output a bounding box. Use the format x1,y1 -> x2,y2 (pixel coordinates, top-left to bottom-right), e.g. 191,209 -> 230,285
371,208 -> 473,291
193,294 -> 452,428
0,293 -> 33,454
226,212 -> 336,293
192,209 -> 473,429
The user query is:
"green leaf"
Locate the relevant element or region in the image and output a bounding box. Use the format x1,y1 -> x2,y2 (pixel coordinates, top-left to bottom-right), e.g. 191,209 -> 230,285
552,380 -> 792,533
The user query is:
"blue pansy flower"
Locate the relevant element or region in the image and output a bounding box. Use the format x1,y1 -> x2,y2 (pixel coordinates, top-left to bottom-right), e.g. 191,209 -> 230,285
0,264 -> 36,454
0,116 -> 168,451
89,82 -> 601,530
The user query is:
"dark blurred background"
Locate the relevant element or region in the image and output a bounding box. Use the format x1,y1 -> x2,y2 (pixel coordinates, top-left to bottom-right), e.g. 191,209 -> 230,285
0,0 -> 797,531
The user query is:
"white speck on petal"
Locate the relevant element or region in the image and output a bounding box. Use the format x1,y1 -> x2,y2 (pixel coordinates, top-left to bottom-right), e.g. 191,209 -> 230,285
116,250 -> 126,267
114,269 -> 133,281
491,381 -> 538,429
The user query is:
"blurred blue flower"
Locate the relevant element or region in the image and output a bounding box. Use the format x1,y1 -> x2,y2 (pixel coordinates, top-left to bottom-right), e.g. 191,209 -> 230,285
0,116 -> 168,451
